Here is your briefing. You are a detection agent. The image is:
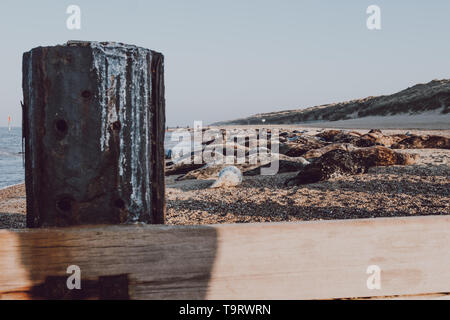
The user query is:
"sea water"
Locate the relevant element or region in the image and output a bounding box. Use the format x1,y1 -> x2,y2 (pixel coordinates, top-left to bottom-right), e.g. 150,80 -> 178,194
0,127 -> 24,189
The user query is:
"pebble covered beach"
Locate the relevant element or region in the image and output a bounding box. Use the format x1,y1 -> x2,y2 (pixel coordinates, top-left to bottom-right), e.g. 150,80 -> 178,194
1,127 -> 449,229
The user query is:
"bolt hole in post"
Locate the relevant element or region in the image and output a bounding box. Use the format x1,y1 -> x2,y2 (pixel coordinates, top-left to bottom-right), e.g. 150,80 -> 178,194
54,119 -> 68,136
81,90 -> 92,99
56,197 -> 73,213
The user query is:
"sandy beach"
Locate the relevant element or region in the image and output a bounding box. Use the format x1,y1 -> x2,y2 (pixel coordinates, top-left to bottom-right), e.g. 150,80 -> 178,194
1,127 -> 449,229
0,184 -> 26,228
165,144 -> 449,225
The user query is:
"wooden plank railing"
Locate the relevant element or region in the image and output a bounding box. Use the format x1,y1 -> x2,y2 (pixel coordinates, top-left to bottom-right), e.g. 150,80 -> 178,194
0,215 -> 449,299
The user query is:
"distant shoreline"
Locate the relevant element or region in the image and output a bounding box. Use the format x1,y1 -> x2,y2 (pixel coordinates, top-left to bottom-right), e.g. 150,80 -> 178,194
0,182 -> 23,191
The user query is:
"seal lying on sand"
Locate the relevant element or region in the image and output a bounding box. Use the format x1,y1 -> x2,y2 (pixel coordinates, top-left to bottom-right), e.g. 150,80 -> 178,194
286,146 -> 419,186
210,166 -> 243,188
392,135 -> 450,149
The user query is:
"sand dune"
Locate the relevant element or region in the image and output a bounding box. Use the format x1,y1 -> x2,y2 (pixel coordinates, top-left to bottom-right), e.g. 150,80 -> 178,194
213,79 -> 450,126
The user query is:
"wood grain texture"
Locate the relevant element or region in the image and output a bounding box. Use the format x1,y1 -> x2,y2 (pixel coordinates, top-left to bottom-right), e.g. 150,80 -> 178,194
0,215 -> 449,299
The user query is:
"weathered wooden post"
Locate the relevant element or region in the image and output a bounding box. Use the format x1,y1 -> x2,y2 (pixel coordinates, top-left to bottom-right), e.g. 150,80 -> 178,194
22,41 -> 165,227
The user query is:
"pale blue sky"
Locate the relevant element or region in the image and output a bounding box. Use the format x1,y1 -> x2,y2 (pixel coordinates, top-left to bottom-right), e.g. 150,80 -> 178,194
0,0 -> 449,126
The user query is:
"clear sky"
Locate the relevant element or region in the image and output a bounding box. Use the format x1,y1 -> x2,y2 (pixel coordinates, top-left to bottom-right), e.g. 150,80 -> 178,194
0,0 -> 449,127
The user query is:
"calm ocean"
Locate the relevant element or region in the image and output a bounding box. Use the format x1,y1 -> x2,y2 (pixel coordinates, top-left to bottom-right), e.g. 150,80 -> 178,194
0,127 -> 24,189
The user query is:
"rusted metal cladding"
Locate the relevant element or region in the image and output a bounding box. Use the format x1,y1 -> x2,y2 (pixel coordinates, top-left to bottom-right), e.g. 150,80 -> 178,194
22,41 -> 165,227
